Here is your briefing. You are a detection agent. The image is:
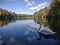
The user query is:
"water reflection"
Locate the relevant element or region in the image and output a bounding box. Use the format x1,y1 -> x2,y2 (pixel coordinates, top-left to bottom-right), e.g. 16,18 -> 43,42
0,18 -> 60,45
34,17 -> 60,40
37,24 -> 56,40
0,18 -> 33,27
0,20 -> 16,27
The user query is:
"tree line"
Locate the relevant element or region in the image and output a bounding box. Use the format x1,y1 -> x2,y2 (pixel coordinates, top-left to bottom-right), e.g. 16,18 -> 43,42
34,0 -> 60,31
0,8 -> 16,20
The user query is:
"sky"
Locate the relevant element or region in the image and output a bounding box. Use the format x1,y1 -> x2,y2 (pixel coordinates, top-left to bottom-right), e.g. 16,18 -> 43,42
0,0 -> 51,14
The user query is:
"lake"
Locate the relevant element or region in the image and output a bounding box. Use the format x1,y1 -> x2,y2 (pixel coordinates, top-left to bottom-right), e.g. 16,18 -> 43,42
0,19 -> 60,45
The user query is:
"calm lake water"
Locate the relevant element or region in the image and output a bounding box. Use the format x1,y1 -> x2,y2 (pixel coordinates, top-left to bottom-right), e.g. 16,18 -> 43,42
0,19 -> 60,45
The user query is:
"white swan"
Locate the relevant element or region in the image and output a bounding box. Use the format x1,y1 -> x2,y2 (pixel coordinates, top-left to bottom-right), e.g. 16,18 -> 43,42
39,25 -> 56,35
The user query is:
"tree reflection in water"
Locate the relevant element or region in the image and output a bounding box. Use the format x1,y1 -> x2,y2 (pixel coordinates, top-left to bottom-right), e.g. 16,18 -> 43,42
0,19 -> 16,27
36,21 -> 60,40
37,24 -> 56,40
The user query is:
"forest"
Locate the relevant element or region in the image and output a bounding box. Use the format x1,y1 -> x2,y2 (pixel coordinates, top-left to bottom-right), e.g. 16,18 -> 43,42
0,8 -> 16,20
34,0 -> 60,31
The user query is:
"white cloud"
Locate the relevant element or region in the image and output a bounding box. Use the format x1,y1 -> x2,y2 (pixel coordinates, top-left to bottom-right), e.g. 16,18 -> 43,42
24,0 -> 47,11
18,9 -> 25,14
24,0 -> 35,7
32,1 -> 35,4
27,1 -> 35,7
27,2 -> 32,7
24,0 -> 29,3
29,2 -> 47,11
18,9 -> 24,11
17,8 -> 34,14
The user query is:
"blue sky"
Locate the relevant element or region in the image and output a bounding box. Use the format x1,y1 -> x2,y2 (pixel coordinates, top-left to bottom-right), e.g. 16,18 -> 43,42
0,0 -> 51,14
